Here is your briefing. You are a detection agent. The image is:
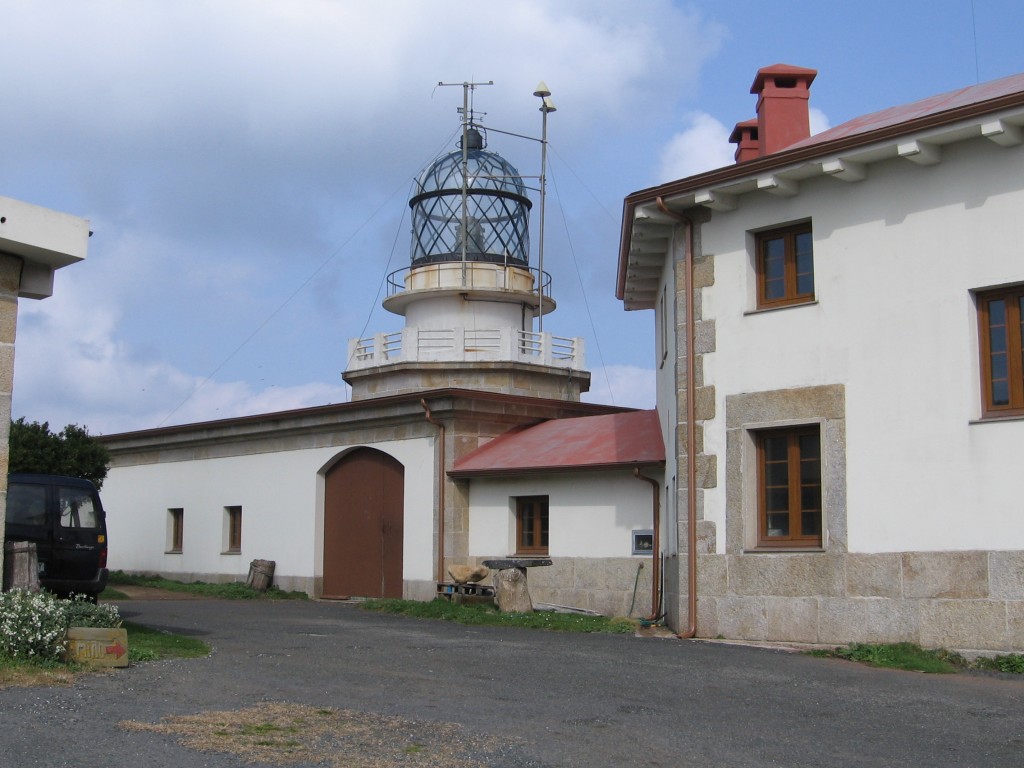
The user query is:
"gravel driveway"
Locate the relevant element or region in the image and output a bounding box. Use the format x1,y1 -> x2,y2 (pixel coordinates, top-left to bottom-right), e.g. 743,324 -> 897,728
2,597 -> 1022,767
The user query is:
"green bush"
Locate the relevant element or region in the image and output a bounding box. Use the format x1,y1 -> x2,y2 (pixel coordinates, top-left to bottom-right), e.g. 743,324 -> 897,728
0,590 -> 122,663
63,594 -> 122,628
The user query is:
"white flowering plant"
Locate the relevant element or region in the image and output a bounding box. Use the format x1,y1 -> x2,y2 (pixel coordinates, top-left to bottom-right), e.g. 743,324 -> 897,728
0,590 -> 122,663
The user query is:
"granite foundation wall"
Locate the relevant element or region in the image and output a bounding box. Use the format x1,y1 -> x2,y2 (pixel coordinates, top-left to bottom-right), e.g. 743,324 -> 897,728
469,556 -> 656,618
695,549 -> 1024,653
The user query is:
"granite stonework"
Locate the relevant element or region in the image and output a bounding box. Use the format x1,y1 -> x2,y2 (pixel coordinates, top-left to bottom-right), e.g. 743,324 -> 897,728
471,555 -> 656,618
902,551 -> 989,599
989,551 -> 1024,599
693,549 -> 1024,652
345,360 -> 590,403
845,553 -> 903,599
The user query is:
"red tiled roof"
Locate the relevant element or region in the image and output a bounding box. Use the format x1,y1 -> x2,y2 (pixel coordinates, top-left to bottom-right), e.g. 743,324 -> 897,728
449,409 -> 664,477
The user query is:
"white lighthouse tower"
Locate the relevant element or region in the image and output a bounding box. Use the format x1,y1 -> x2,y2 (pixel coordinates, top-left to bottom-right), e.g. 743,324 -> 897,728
344,88 -> 589,401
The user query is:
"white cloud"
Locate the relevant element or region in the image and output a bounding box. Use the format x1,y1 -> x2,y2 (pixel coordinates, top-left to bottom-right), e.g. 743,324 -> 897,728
4,1 -> 726,433
656,112 -> 735,183
14,278 -> 350,435
809,107 -> 832,135
583,365 -> 656,411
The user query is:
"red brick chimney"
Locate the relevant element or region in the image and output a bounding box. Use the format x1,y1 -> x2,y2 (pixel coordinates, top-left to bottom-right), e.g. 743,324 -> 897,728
751,63 -> 817,156
729,118 -> 760,163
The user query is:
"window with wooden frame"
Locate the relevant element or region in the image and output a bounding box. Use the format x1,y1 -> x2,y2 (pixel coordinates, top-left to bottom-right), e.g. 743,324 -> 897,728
167,508 -> 184,553
756,223 -> 814,308
515,496 -> 549,555
757,426 -> 822,548
978,285 -> 1024,416
224,505 -> 242,554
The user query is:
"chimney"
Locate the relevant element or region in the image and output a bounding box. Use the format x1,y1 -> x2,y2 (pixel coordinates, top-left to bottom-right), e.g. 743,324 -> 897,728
729,118 -> 760,163
750,64 -> 817,156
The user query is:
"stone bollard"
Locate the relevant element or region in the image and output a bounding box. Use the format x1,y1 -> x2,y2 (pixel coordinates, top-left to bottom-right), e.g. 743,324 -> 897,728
492,567 -> 533,613
3,541 -> 41,592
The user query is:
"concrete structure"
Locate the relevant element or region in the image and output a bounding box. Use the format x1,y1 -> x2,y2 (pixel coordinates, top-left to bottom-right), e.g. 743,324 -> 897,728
0,196 -> 89,578
618,65 -> 1024,652
102,101 -> 666,618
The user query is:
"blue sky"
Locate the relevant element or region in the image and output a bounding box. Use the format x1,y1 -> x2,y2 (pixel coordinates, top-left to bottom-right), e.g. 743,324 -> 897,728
5,0 -> 1024,434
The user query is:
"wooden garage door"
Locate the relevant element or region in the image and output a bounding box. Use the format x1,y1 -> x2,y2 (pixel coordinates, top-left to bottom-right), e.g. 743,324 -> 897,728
323,448 -> 404,599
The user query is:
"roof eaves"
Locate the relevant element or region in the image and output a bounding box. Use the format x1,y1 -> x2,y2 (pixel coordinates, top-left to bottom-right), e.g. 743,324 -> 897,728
448,459 -> 665,479
616,87 -> 1024,301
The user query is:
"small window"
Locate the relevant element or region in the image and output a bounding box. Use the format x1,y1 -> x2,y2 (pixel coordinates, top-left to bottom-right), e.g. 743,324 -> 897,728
632,529 -> 654,555
224,506 -> 242,554
167,508 -> 184,553
978,285 -> 1024,416
757,426 -> 822,548
756,223 -> 814,308
516,496 -> 549,555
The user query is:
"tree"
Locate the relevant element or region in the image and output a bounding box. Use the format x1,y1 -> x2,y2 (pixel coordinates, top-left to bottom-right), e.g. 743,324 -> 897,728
9,418 -> 110,489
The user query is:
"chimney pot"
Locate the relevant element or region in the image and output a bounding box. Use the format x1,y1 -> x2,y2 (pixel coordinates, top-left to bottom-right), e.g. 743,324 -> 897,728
750,63 -> 817,156
729,119 -> 760,163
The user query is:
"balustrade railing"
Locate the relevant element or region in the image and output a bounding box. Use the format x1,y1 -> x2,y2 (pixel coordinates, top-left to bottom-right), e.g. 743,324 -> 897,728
347,326 -> 584,371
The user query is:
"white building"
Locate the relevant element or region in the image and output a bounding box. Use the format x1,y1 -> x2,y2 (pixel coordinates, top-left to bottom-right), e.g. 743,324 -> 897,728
618,64 -> 1024,652
101,104 -> 666,618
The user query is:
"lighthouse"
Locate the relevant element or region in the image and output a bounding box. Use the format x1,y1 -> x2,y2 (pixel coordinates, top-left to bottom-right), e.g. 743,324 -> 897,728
344,89 -> 589,402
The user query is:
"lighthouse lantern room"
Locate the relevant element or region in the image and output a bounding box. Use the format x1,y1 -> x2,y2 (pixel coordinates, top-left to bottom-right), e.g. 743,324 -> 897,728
345,83 -> 589,402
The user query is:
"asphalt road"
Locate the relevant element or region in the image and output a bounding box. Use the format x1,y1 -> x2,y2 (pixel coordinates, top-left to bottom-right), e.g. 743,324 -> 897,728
2,598 -> 1022,767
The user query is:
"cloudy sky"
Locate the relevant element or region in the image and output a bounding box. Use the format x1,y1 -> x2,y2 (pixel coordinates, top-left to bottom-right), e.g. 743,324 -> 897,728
5,0 -> 1024,435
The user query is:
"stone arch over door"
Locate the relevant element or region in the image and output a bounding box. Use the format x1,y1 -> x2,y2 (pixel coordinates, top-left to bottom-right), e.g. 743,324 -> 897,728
322,447 -> 405,599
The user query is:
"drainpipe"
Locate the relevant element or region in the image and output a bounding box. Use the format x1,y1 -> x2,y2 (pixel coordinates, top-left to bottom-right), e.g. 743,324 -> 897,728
655,197 -> 698,639
633,468 -> 661,620
421,399 -> 446,584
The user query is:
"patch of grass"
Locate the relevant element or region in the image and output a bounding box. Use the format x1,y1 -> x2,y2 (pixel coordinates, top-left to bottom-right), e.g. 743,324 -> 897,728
360,598 -> 637,634
812,642 -> 963,674
0,657 -> 80,688
973,653 -> 1024,674
124,620 -> 210,662
107,570 -> 308,600
98,586 -> 131,601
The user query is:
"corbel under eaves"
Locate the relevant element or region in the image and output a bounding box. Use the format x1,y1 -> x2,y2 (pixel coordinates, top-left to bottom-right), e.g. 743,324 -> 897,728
756,175 -> 799,197
897,140 -> 941,166
981,119 -> 1023,147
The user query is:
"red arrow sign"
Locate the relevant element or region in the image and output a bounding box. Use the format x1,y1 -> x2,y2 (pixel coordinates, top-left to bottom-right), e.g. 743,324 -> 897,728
105,642 -> 127,659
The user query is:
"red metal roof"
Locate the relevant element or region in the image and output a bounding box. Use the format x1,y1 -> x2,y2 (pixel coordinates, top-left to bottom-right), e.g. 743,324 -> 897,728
449,409 -> 664,477
789,72 -> 1024,150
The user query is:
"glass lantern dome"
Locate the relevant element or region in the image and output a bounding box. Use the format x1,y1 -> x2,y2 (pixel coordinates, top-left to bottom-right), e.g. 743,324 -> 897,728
409,127 -> 532,267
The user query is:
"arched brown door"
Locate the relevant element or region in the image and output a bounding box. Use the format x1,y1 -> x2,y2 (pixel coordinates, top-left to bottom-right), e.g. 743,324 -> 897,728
323,448 -> 404,599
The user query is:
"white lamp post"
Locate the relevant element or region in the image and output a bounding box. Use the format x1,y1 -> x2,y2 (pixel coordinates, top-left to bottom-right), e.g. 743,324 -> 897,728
533,81 -> 556,333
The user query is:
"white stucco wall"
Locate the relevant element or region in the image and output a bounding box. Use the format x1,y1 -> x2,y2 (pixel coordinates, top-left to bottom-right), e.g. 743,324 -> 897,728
405,294 -> 528,331
102,437 -> 435,586
689,134 -> 1024,553
467,470 -> 659,558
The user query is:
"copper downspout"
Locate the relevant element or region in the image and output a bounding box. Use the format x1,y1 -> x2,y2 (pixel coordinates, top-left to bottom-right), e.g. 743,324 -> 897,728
655,197 -> 698,639
421,399 -> 446,584
634,468 -> 661,619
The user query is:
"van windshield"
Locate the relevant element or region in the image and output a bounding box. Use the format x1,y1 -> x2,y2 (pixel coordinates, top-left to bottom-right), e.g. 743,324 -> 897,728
58,487 -> 100,529
8,484 -> 46,526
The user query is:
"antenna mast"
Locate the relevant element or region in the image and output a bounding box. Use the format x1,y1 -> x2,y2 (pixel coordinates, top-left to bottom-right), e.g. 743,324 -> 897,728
438,80 -> 493,284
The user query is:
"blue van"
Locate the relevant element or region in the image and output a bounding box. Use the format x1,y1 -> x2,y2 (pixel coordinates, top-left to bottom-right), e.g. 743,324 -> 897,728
5,473 -> 109,599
